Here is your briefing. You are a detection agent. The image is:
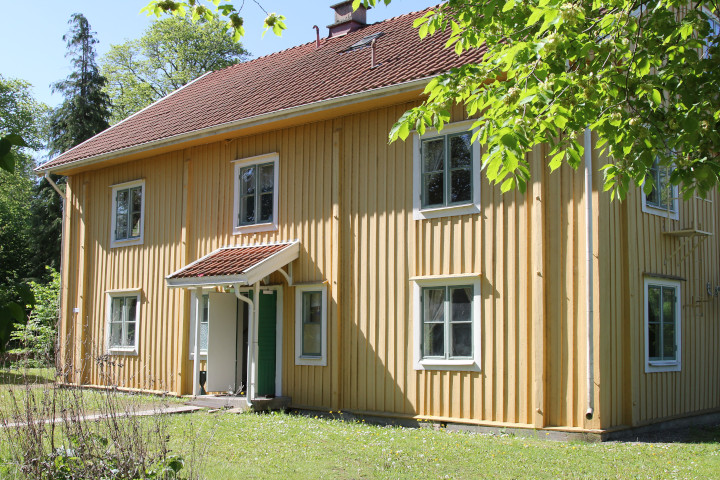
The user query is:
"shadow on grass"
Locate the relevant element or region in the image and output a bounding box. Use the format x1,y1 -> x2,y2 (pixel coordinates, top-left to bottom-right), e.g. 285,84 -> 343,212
0,368 -> 54,387
615,424 -> 720,444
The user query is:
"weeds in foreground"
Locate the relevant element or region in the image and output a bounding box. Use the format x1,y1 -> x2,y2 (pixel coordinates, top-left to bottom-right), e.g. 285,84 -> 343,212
0,354 -> 208,479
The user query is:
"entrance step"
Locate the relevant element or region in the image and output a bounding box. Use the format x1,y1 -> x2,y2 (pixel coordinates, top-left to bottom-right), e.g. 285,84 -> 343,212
251,396 -> 291,412
187,395 -> 248,410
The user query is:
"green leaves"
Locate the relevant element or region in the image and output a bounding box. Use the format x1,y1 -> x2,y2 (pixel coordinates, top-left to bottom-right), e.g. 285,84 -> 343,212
386,0 -> 720,199
0,134 -> 28,173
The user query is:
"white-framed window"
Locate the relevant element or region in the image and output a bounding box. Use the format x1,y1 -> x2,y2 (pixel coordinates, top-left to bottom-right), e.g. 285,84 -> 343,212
106,290 -> 141,355
412,275 -> 481,371
413,121 -> 481,220
642,158 -> 678,220
110,179 -> 145,248
232,153 -> 279,235
189,292 -> 209,359
294,284 -> 327,366
644,277 -> 681,373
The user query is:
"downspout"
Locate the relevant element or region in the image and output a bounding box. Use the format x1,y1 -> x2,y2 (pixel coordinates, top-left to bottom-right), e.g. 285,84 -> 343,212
234,284 -> 255,407
584,128 -> 595,421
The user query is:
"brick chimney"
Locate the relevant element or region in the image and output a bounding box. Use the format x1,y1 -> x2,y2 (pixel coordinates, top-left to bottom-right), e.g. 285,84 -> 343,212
328,1 -> 369,38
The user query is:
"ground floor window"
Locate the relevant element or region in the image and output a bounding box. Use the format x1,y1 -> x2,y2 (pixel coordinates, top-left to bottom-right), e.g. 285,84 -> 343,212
189,293 -> 209,358
295,284 -> 327,366
412,275 -> 481,371
644,277 -> 681,373
106,291 -> 140,354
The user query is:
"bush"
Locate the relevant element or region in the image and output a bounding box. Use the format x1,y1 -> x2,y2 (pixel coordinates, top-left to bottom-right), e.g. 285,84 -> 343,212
8,267 -> 59,366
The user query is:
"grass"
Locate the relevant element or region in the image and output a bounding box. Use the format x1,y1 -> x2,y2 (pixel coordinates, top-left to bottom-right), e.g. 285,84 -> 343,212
163,411 -> 720,479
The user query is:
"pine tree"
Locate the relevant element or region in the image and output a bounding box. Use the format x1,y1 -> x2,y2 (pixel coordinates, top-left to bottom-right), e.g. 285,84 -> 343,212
31,13 -> 112,280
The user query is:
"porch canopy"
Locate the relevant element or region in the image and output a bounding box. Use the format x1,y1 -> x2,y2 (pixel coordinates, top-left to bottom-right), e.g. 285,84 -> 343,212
165,240 -> 299,400
165,240 -> 299,288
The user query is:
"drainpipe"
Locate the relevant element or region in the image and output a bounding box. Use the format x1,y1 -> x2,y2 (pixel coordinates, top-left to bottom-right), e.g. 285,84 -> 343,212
192,287 -> 202,397
584,128 -> 595,421
234,284 -> 255,407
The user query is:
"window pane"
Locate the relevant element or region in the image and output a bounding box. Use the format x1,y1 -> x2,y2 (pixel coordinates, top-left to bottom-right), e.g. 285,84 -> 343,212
110,322 -> 122,347
125,297 -> 137,323
259,164 -> 274,193
423,288 -> 445,323
658,166 -> 673,210
115,189 -> 129,240
303,292 -> 322,325
302,323 -> 321,356
125,321 -> 136,347
662,323 -> 676,360
648,322 -> 660,359
450,287 -> 472,322
130,213 -> 141,238
662,287 -> 676,360
423,172 -> 444,207
111,298 -> 124,323
240,195 -> 255,224
131,187 -> 142,214
647,286 -> 661,323
449,133 -> 472,168
259,193 -> 273,222
240,167 -> 255,195
451,323 -> 472,357
422,138 -> 444,172
199,322 -> 209,352
423,323 -> 444,357
450,168 -> 472,203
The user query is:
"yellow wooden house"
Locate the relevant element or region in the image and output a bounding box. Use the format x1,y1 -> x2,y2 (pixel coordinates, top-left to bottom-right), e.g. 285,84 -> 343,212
37,2 -> 720,437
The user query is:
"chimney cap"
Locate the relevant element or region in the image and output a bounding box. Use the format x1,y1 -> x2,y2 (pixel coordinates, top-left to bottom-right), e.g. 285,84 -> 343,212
329,1 -> 370,10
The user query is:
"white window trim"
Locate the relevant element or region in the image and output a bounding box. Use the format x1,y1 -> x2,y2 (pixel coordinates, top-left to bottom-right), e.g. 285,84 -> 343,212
188,289 -> 211,361
641,163 -> 679,221
232,153 -> 280,235
412,275 -> 482,371
294,283 -> 328,366
412,120 -> 481,220
644,277 -> 681,373
106,290 -> 141,356
110,179 -> 146,248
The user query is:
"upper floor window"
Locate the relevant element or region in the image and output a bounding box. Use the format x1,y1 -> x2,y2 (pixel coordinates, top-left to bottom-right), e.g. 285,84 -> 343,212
233,153 -> 279,234
413,121 -> 481,220
106,290 -> 141,355
111,179 -> 145,248
704,13 -> 720,57
642,158 -> 678,220
644,277 -> 681,373
412,275 -> 481,371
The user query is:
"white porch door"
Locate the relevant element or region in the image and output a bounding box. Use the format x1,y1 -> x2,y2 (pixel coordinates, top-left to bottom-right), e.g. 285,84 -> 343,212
206,292 -> 238,393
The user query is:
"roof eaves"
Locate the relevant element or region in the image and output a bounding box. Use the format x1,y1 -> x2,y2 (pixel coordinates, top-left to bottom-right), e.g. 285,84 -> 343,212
38,76 -> 432,175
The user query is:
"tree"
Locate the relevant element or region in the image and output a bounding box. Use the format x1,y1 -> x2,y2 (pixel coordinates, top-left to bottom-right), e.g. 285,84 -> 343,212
48,13 -> 112,156
0,76 -> 48,350
146,0 -> 720,200
34,13 -> 113,280
101,15 -> 249,123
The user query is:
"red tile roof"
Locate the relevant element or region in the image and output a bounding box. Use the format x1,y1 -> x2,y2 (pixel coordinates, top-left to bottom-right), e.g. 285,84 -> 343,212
40,5 -> 485,171
168,243 -> 293,279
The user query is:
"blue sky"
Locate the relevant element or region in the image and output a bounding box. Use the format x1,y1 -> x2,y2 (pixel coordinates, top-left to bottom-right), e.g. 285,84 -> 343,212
1,0 -> 439,108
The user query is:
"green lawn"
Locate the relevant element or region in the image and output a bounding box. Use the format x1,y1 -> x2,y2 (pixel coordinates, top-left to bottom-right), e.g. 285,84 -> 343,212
164,411 -> 720,479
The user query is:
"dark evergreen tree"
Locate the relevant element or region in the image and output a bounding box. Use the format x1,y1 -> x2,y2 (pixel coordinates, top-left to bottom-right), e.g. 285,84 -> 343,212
30,13 -> 111,280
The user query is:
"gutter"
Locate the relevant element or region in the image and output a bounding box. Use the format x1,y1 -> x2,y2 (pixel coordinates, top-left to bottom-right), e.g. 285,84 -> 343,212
36,77 -> 431,175
234,284 -> 255,407
584,128 -> 595,421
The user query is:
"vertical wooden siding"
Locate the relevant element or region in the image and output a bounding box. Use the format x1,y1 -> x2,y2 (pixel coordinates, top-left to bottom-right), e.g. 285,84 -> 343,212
60,101 -> 610,429
599,175 -> 720,429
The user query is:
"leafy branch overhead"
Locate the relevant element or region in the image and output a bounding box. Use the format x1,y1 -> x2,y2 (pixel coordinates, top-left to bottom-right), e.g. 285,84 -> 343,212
146,0 -> 720,200
142,0 -> 286,41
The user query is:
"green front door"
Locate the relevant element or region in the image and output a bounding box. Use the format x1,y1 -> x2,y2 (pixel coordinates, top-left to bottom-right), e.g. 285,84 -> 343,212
256,290 -> 277,396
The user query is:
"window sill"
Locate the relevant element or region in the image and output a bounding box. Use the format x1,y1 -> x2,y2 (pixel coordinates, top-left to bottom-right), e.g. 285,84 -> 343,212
110,237 -> 144,249
641,203 -> 679,221
108,348 -> 138,356
295,355 -> 327,366
233,223 -> 279,235
413,203 -> 480,220
415,359 -> 480,372
645,361 -> 680,373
